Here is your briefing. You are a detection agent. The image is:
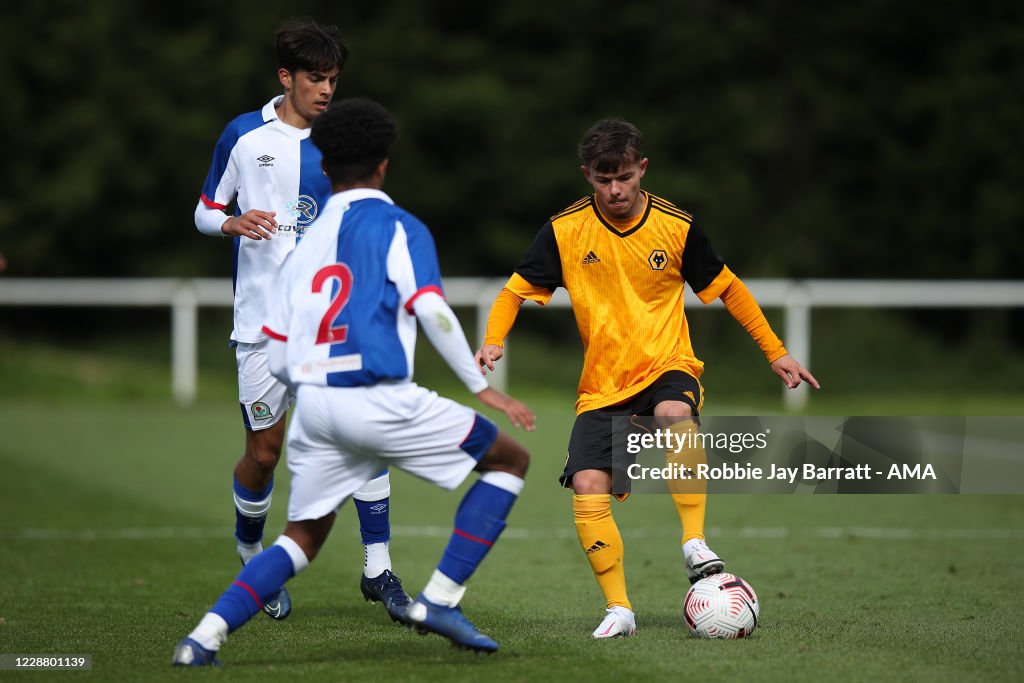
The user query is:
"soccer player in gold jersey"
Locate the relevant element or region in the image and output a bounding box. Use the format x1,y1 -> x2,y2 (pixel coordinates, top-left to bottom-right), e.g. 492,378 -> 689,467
475,118 -> 819,638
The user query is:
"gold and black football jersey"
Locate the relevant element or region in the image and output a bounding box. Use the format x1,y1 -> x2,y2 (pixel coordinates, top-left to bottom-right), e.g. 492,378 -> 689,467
510,192 -> 735,413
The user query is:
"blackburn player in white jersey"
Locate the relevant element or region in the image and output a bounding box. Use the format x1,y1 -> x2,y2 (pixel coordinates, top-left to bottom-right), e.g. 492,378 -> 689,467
193,17 -> 409,620
174,98 -> 534,665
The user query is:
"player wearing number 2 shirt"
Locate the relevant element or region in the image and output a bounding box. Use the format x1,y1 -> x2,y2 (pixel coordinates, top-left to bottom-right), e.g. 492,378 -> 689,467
173,98 -> 534,665
264,186 -> 447,391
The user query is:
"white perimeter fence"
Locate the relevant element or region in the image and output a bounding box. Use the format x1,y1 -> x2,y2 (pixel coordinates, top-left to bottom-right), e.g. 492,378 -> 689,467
2,278 -> 1023,410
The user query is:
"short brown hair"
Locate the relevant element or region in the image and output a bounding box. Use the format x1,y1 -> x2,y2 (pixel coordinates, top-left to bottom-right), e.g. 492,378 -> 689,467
577,118 -> 644,172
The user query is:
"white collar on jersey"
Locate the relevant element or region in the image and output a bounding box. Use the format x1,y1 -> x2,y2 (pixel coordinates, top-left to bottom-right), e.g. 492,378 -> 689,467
260,96 -> 312,137
262,96 -> 284,122
327,188 -> 395,209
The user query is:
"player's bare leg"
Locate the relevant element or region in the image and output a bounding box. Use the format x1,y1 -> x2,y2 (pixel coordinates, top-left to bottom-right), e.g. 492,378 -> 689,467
282,514 -> 338,561
475,429 -> 530,476
235,420 -> 285,492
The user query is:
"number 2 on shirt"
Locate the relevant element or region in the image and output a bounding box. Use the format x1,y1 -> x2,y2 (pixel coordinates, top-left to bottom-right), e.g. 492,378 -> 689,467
313,264 -> 353,344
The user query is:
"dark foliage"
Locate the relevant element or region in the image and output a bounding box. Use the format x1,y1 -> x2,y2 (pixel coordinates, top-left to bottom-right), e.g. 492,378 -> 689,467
1,0 -> 1021,283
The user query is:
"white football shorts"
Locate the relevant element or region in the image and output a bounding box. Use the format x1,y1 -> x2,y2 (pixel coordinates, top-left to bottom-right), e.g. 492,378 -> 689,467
235,340 -> 293,431
286,381 -> 498,521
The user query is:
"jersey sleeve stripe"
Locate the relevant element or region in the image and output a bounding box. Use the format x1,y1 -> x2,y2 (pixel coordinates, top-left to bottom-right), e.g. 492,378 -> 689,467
200,193 -> 228,210
506,272 -> 554,304
650,195 -> 694,219
261,325 -> 288,341
651,204 -> 693,223
695,265 -> 737,304
403,285 -> 445,314
650,200 -> 694,222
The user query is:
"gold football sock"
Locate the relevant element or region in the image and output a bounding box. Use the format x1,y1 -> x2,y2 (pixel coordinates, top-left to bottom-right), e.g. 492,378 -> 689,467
665,419 -> 708,544
573,494 -> 630,610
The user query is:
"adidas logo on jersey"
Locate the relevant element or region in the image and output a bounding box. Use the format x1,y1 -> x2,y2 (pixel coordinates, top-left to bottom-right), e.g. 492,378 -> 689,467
581,251 -> 601,265
586,540 -> 609,554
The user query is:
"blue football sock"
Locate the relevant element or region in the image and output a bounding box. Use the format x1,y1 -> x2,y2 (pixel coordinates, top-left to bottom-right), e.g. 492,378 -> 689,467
353,472 -> 391,545
210,545 -> 295,632
233,476 -> 273,545
438,477 -> 520,584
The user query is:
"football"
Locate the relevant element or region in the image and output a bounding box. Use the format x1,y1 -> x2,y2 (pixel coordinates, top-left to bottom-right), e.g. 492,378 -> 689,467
684,573 -> 760,639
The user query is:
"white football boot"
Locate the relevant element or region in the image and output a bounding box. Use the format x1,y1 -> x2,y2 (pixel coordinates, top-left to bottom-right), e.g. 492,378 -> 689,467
591,606 -> 637,639
684,538 -> 725,585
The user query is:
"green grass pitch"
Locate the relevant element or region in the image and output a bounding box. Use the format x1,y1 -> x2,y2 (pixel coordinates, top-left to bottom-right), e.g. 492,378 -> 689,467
1,396 -> 1023,682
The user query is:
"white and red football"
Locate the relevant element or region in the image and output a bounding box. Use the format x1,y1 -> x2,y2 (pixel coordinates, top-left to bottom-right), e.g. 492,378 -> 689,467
684,572 -> 760,639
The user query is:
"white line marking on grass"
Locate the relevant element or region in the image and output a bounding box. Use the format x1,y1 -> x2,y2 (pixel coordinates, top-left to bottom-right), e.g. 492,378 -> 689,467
0,527 -> 229,540
2,526 -> 1023,541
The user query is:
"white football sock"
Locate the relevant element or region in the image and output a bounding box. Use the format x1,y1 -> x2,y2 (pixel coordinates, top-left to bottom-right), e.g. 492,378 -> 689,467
363,542 -> 392,578
421,569 -> 467,608
236,541 -> 263,565
188,612 -> 229,652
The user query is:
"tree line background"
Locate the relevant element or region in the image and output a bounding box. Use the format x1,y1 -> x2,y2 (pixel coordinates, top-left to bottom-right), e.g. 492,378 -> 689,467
1,1 -> 1022,365
3,0 -> 1021,279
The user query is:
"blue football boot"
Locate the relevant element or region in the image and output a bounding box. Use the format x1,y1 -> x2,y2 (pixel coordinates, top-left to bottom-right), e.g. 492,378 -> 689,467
260,587 -> 292,620
361,569 -> 412,621
171,638 -> 221,667
399,596 -> 499,653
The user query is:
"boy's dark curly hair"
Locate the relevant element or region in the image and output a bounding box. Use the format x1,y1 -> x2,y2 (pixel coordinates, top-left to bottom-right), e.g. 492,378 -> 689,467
312,98 -> 397,185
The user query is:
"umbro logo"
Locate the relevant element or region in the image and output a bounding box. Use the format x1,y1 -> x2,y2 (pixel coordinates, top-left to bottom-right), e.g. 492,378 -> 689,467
369,503 -> 388,514
586,540 -> 609,554
581,251 -> 601,265
257,154 -> 275,167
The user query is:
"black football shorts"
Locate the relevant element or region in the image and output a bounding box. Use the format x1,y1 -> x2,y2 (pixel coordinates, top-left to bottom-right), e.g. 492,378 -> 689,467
559,370 -> 703,492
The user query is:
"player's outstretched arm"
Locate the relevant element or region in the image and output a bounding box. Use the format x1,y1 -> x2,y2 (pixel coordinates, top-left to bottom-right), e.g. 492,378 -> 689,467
770,354 -> 820,390
475,344 -> 505,374
475,285 -> 528,374
475,387 -> 535,432
410,291 -> 534,430
717,277 -> 820,391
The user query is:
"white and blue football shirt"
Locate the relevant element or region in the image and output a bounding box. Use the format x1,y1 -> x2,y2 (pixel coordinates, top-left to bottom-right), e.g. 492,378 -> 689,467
199,96 -> 331,343
263,188 -> 445,388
